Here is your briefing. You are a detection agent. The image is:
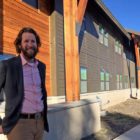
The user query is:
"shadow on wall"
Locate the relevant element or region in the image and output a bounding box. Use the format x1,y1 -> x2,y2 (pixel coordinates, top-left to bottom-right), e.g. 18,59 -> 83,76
82,112 -> 140,140
79,14 -> 99,53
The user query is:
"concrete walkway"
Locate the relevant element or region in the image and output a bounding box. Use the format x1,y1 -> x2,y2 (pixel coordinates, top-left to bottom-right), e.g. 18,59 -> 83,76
114,124 -> 140,140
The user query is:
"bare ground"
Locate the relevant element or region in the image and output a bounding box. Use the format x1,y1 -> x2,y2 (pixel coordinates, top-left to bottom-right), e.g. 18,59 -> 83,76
82,98 -> 140,140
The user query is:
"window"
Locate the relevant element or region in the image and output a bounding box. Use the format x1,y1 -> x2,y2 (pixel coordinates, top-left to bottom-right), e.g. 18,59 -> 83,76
120,75 -> 123,89
22,0 -> 38,8
0,54 -> 14,61
105,72 -> 110,90
116,74 -> 120,90
116,74 -> 123,89
131,77 -> 135,88
115,40 -> 122,55
99,25 -> 109,47
80,67 -> 87,93
124,76 -> 128,88
100,71 -> 105,91
100,70 -> 110,91
99,26 -> 104,44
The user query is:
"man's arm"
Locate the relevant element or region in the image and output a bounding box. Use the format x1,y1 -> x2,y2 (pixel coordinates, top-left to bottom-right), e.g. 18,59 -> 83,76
0,117 -> 2,134
0,61 -> 6,134
0,61 -> 6,91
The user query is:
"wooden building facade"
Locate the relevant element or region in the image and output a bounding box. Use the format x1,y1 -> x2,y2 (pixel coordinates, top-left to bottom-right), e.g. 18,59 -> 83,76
0,0 -> 139,105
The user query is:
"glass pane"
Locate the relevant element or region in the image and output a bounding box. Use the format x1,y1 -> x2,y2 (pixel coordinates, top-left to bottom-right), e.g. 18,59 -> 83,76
100,72 -> 104,80
104,37 -> 108,46
99,26 -> 104,34
115,45 -> 117,52
117,82 -> 119,89
101,82 -> 104,91
80,67 -> 87,80
106,73 -> 109,81
124,76 -> 128,82
116,75 -> 119,82
80,81 -> 87,93
104,32 -> 108,37
115,40 -> 118,45
120,75 -> 122,81
106,82 -> 109,90
99,34 -> 103,44
126,76 -> 128,82
119,47 -> 121,54
123,53 -> 126,59
120,82 -> 122,89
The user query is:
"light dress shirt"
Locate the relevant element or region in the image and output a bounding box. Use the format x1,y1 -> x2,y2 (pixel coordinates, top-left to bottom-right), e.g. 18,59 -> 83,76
20,54 -> 44,114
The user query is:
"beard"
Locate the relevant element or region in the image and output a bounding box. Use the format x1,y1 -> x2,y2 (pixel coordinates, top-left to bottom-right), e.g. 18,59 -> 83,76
21,46 -> 38,60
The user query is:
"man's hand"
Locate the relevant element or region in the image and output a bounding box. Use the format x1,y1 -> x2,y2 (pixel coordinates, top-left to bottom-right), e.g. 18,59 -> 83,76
0,117 -> 3,134
0,126 -> 3,134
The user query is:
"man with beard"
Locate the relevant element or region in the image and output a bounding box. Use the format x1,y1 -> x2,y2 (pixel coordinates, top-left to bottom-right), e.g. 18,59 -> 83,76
0,27 -> 49,140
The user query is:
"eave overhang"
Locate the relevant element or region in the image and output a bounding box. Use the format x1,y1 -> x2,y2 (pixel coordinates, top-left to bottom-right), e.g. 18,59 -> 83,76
90,0 -> 131,40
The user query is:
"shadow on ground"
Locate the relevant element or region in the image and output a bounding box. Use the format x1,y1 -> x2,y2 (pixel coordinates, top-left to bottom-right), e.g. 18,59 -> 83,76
82,112 -> 140,140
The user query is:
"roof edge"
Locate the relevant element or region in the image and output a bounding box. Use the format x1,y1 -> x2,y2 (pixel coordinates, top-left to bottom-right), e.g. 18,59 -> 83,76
95,0 -> 131,39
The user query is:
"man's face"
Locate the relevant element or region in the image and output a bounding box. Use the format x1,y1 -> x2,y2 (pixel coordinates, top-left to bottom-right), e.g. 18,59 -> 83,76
20,32 -> 38,61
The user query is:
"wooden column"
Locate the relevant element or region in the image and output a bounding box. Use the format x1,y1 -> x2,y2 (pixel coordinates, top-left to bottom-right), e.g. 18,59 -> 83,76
77,0 -> 88,23
63,0 -> 79,101
132,34 -> 140,88
76,0 -> 88,36
63,0 -> 88,102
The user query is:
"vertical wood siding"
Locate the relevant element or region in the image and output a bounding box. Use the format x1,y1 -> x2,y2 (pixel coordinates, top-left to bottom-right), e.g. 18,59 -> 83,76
3,0 -> 51,95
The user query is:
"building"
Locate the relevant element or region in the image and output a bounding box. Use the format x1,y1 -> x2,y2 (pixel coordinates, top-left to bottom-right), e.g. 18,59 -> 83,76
0,0 -> 139,106
0,0 -> 140,139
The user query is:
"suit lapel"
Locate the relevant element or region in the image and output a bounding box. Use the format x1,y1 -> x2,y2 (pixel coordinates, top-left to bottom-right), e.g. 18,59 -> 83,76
38,62 -> 44,85
15,56 -> 24,96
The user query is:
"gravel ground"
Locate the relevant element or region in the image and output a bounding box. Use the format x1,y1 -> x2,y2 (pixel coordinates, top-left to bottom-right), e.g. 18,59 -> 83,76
82,98 -> 140,140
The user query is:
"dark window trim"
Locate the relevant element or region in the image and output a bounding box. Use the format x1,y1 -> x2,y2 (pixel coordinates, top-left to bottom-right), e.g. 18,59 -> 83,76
22,0 -> 38,9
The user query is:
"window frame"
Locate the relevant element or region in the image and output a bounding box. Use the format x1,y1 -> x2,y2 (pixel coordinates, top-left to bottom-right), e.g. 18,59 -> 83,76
22,0 -> 38,9
116,74 -> 123,90
99,25 -> 109,47
115,40 -> 122,55
124,75 -> 128,89
80,67 -> 87,93
100,70 -> 110,91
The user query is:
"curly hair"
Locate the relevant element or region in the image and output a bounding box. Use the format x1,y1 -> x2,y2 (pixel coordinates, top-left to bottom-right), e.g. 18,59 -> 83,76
14,27 -> 41,53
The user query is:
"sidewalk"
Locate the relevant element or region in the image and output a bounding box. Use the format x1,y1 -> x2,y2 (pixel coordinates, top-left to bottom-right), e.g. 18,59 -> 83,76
114,124 -> 140,140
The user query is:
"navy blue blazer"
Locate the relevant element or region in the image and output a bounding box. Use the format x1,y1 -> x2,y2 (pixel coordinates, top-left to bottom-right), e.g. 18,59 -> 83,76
0,56 -> 49,134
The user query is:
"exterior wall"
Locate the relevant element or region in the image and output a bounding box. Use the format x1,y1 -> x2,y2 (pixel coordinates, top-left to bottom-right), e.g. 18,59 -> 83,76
50,1 -> 136,100
0,0 -> 3,52
2,0 -> 51,95
50,0 -> 65,96
123,46 -> 136,89
79,10 -> 136,94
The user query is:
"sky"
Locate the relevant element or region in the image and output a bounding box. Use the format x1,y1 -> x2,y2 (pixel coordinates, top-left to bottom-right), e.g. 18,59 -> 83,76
102,0 -> 140,32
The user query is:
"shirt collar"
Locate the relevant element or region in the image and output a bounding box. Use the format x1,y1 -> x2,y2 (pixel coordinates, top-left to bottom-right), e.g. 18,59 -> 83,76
20,54 -> 38,67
